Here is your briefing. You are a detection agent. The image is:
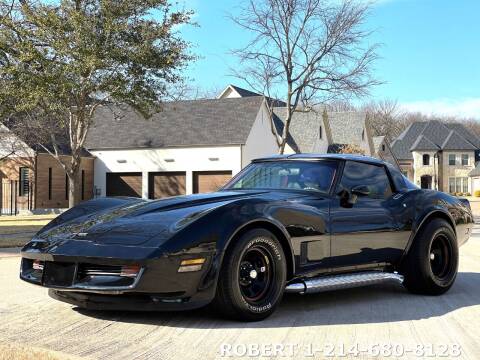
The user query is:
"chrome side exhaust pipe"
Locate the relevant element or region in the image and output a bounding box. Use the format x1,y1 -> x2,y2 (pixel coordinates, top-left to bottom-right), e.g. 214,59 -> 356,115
285,271 -> 404,294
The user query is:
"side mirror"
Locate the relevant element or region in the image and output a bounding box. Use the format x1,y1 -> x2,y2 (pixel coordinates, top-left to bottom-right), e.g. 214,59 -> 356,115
351,185 -> 370,197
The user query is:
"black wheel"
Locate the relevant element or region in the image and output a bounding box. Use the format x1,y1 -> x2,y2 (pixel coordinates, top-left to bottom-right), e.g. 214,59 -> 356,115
214,228 -> 286,321
402,218 -> 458,295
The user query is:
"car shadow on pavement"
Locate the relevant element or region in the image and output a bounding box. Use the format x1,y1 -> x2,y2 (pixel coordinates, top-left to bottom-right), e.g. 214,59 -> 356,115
75,271 -> 480,328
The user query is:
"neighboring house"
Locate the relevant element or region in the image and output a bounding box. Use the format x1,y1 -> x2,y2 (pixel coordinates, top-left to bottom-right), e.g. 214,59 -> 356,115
86,96 -> 278,198
0,84 -> 400,209
271,107 -> 382,160
0,125 -> 94,213
391,120 -> 480,194
217,84 -> 263,99
87,84 -> 397,200
373,136 -> 400,168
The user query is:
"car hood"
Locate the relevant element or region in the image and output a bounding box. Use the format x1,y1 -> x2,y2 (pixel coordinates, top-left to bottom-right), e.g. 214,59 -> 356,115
33,190 -> 291,248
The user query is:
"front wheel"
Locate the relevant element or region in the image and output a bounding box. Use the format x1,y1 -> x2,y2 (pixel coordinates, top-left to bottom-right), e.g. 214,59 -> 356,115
402,218 -> 458,295
214,228 -> 287,321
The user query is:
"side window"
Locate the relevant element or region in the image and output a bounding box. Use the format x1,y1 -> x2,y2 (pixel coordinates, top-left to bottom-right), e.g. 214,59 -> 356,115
337,161 -> 393,200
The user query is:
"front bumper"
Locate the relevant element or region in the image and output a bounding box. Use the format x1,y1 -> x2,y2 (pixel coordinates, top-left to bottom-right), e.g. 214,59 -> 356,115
20,240 -> 220,310
49,289 -> 212,311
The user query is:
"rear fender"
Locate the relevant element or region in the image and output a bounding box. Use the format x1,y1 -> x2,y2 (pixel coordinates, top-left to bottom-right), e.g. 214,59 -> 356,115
403,207 -> 456,257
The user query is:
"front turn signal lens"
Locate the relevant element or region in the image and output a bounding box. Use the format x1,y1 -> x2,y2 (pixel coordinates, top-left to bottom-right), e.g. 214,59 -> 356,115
178,258 -> 206,273
180,258 -> 205,266
120,264 -> 141,278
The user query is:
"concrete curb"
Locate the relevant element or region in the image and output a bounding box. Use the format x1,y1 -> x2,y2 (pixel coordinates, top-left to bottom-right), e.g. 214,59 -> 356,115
0,247 -> 21,257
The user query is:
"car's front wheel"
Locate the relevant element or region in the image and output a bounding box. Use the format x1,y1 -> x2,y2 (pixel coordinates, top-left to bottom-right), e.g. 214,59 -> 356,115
402,218 -> 458,295
214,228 -> 286,321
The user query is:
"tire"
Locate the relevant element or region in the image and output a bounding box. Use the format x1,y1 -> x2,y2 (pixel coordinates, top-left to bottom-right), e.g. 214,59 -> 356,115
402,218 -> 458,295
214,228 -> 287,321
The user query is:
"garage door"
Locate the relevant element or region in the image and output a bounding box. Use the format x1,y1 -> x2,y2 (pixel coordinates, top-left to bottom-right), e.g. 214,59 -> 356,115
149,172 -> 186,199
193,171 -> 232,194
106,172 -> 142,197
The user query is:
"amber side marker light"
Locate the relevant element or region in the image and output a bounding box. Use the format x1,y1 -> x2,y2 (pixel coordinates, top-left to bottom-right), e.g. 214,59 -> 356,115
120,265 -> 141,278
178,258 -> 206,273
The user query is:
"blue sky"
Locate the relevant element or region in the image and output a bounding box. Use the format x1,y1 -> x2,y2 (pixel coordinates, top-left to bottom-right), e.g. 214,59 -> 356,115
181,0 -> 480,118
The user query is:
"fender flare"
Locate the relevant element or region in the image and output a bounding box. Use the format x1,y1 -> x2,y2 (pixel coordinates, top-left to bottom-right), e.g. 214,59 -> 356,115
403,208 -> 456,257
220,217 -> 296,279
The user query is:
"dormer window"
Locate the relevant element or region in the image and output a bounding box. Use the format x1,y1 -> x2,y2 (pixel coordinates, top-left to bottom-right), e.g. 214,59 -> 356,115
423,154 -> 430,166
319,125 -> 322,139
361,129 -> 365,141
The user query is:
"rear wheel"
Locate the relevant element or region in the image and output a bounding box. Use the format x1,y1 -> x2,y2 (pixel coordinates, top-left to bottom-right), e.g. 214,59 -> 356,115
402,218 -> 458,295
214,229 -> 286,321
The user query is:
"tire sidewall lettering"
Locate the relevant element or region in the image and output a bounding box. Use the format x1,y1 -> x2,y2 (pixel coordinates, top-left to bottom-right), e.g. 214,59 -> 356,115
236,235 -> 284,314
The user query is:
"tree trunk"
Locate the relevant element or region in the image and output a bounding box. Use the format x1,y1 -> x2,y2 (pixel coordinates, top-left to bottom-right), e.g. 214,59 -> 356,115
68,171 -> 81,208
278,138 -> 287,154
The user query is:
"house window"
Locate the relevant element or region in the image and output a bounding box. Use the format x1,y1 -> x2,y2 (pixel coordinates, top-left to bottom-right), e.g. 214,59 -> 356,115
361,129 -> 365,141
462,154 -> 469,166
48,167 -> 52,200
422,154 -> 430,166
448,154 -> 456,165
382,144 -> 385,151
19,167 -> 29,196
449,177 -> 469,194
449,177 -> 455,193
319,125 -> 322,139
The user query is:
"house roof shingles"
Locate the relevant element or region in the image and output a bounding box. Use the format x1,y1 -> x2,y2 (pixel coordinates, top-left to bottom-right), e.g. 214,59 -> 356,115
273,108 -> 369,154
373,136 -> 385,153
391,120 -> 480,160
410,135 -> 440,151
272,108 -> 324,153
328,111 -> 368,147
85,96 -> 265,149
441,130 -> 477,150
228,85 -> 263,98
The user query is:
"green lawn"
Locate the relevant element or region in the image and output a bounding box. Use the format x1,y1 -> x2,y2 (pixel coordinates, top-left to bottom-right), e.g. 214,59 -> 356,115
0,214 -> 57,248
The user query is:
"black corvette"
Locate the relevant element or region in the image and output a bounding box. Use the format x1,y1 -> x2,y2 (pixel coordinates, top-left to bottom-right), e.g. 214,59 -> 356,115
20,154 -> 473,321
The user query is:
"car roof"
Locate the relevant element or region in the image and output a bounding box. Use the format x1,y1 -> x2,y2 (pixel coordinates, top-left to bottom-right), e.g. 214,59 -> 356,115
252,153 -> 386,166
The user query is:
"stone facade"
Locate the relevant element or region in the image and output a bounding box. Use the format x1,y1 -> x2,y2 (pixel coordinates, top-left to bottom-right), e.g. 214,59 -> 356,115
391,120 -> 480,194
439,151 -> 475,194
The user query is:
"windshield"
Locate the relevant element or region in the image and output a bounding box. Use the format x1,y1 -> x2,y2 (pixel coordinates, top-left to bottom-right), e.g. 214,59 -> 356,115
224,160 -> 338,193
403,175 -> 419,190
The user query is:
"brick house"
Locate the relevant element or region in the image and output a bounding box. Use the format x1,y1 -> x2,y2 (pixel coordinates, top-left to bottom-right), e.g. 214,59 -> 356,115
0,124 -> 94,213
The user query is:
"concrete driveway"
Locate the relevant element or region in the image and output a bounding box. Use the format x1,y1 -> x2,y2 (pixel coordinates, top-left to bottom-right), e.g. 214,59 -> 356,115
1,229 -> 480,359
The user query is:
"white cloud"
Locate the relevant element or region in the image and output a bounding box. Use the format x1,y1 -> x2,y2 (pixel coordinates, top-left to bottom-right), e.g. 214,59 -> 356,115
400,98 -> 480,120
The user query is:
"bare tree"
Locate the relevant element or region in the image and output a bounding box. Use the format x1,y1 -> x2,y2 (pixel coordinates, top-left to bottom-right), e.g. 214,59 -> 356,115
362,99 -> 407,141
231,0 -> 380,153
326,99 -> 356,112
